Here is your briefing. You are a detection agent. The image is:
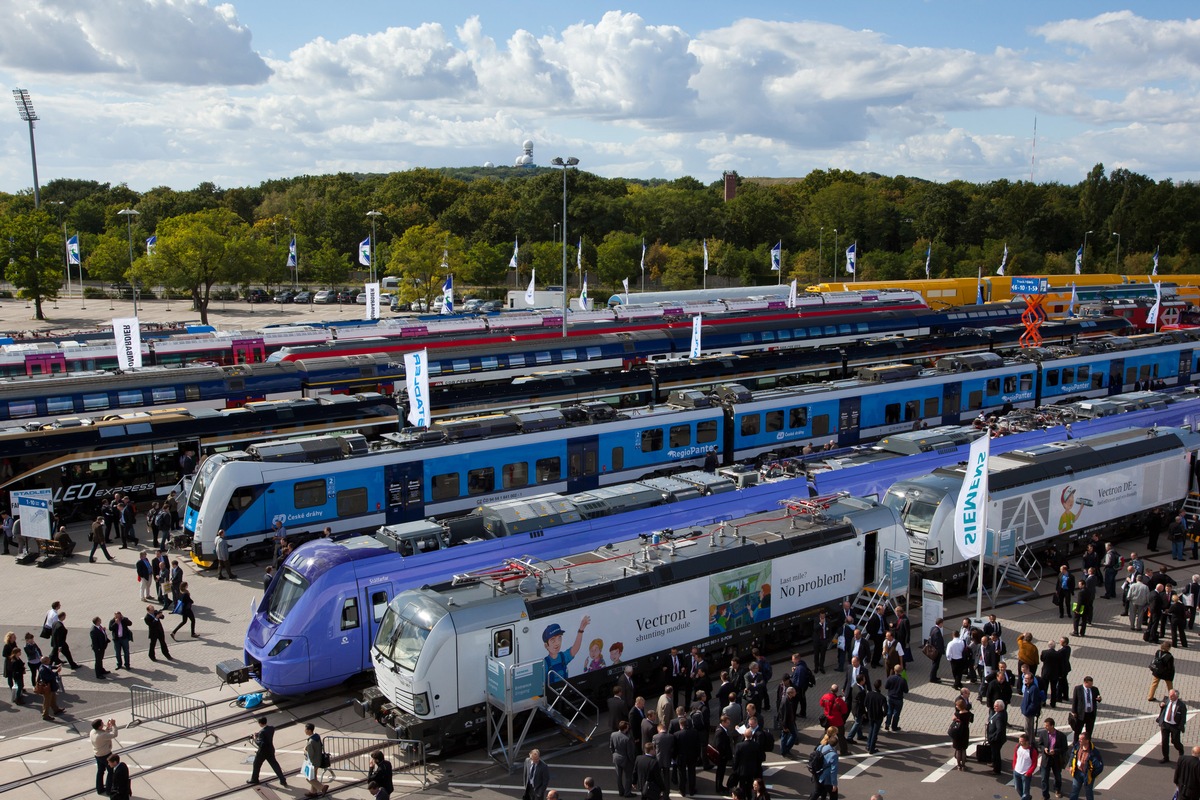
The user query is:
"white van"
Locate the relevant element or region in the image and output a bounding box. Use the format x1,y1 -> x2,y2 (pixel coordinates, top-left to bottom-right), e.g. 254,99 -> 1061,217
381,276 -> 400,290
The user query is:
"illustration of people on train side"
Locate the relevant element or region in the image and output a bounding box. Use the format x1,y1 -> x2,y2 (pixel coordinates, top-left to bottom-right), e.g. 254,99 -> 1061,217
1058,485 -> 1085,532
542,615 -> 591,686
583,638 -> 606,672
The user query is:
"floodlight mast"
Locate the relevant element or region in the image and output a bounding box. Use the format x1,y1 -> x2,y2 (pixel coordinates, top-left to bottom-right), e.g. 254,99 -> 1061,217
12,89 -> 41,209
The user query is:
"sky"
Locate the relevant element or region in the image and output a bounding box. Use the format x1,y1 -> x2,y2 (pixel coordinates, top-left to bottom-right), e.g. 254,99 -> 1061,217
1,1 -> 1198,194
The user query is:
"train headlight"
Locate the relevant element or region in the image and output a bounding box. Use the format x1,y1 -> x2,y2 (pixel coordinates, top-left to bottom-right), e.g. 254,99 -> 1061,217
927,548 -> 939,566
411,692 -> 430,715
268,639 -> 293,657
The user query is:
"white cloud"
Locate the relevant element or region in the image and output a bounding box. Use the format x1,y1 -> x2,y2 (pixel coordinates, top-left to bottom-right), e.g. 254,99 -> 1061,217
0,0 -> 269,85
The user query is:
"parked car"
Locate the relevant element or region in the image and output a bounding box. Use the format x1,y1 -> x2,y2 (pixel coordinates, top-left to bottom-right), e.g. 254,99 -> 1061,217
337,289 -> 359,303
293,291 -> 312,304
462,298 -> 483,313
273,290 -> 295,304
313,289 -> 335,304
356,292 -> 394,305
245,288 -> 270,303
390,297 -> 411,312
480,300 -> 503,312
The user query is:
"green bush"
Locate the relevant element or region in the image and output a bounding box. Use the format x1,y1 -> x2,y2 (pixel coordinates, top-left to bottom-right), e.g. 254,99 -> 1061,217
83,287 -> 108,299
211,288 -> 239,301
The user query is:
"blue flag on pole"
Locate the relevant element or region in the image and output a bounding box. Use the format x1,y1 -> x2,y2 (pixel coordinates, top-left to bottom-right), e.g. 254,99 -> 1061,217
1153,246 -> 1160,276
924,243 -> 932,279
997,243 -> 1007,276
770,241 -> 782,272
509,238 -> 519,269
66,235 -> 80,265
145,235 -> 156,257
358,237 -> 371,267
441,274 -> 453,315
845,242 -> 857,275
1074,244 -> 1083,275
287,236 -> 297,268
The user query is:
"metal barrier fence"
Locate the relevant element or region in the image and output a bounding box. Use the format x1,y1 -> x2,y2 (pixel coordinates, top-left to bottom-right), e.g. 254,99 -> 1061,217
127,684 -> 218,747
322,735 -> 427,787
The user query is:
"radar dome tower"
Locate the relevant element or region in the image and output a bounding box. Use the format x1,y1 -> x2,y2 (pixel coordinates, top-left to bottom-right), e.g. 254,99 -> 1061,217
514,139 -> 535,168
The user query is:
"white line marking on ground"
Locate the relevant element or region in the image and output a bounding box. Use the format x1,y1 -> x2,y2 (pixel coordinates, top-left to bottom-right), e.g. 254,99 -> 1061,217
842,755 -> 881,779
922,755 -> 960,783
1096,733 -> 1159,790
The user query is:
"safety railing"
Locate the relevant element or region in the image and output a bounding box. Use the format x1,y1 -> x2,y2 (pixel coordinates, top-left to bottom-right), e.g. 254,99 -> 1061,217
322,734 -> 427,788
127,684 -> 218,746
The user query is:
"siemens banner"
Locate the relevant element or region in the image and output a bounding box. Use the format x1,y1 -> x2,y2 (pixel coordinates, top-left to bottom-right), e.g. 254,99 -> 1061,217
953,433 -> 990,559
111,317 -> 143,371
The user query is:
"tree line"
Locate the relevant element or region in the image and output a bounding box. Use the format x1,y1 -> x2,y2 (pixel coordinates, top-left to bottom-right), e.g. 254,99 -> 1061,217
1,162 -> 1197,322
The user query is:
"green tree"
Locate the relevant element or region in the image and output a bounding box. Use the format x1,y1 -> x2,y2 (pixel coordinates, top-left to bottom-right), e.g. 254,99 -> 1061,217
134,208 -> 267,324
596,231 -> 644,287
386,223 -> 463,309
2,209 -> 64,320
303,237 -> 350,288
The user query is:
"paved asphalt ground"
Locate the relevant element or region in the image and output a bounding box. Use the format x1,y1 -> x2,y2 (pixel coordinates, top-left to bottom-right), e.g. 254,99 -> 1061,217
0,295 -> 1194,799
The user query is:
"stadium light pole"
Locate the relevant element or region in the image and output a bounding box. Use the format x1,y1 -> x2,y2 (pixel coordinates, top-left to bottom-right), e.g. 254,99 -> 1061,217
12,89 -> 41,209
118,209 -> 140,316
365,210 -> 382,284
818,226 -> 824,284
1112,231 -> 1121,271
551,156 -> 579,338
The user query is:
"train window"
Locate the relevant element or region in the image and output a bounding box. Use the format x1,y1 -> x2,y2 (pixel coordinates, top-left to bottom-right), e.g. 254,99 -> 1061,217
427,362 -> 442,376
561,349 -> 578,362
1077,366 -> 1090,382
761,331 -> 775,342
740,414 -> 760,436
452,359 -> 470,373
6,400 -> 34,418
152,452 -> 178,484
1045,370 -> 1059,387
839,325 -> 851,335
904,400 -> 919,421
641,429 -> 664,453
1061,368 -> 1074,384
340,598 -> 359,630
337,487 -> 368,516
967,390 -> 983,410
1092,371 -> 1105,390
1142,364 -> 1155,381
884,403 -> 901,424
765,411 -> 783,432
535,351 -> 552,365
266,568 -> 310,624
431,473 -> 460,501
740,334 -> 754,345
585,347 -> 601,361
1125,366 -> 1137,384
371,590 -> 388,623
611,447 -> 624,470
777,330 -> 791,341
83,393 -> 109,411
536,457 -> 561,483
503,462 -> 529,489
812,414 -> 831,437
151,387 -> 177,403
985,378 -> 1000,394
467,466 -> 494,495
509,354 -> 525,367
118,390 -> 143,407
481,356 -> 499,371
924,397 -> 939,416
1021,374 -> 1033,392
46,397 -> 73,415
697,420 -> 718,443
1003,376 -> 1016,393
493,628 -> 513,658
294,480 -> 327,509
789,408 -> 808,429
185,386 -> 200,401
669,425 -> 691,447
791,327 -> 806,339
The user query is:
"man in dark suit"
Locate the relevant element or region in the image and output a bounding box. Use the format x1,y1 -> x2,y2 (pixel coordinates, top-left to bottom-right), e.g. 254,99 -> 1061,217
641,710 -> 659,754
247,716 -> 287,786
583,776 -> 603,800
89,616 -> 111,678
730,727 -> 764,798
837,601 -> 855,671
927,617 -> 946,683
106,753 -> 132,800
661,648 -> 691,710
619,666 -> 637,709
652,724 -> 675,799
1175,745 -> 1200,800
790,653 -> 816,717
1035,716 -> 1068,800
713,715 -> 734,793
1159,690 -> 1188,764
1039,641 -> 1061,708
1070,676 -> 1101,741
634,741 -> 664,800
609,685 -> 630,732
144,605 -> 172,662
843,656 -> 870,724
629,697 -> 648,749
865,604 -> 887,667
812,611 -> 833,674
49,611 -> 80,669
673,718 -> 701,797
610,720 -> 637,798
986,699 -> 1008,775
1056,637 -> 1073,704
523,749 -> 550,800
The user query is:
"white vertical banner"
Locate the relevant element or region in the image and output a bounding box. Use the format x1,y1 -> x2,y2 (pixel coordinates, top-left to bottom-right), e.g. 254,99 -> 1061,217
524,269 -> 536,306
403,349 -> 431,428
364,282 -> 380,320
787,279 -> 798,308
689,313 -> 702,359
953,433 -> 990,559
112,316 -> 143,371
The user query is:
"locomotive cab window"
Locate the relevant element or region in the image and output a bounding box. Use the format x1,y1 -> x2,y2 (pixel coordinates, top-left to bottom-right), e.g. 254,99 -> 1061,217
340,598 -> 359,630
371,590 -> 389,623
493,628 -> 513,658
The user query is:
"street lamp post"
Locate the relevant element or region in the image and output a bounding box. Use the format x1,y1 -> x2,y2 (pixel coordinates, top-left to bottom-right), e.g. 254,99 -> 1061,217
12,90 -> 40,209
818,227 -> 824,284
552,222 -> 559,244
1112,232 -> 1121,271
1082,230 -> 1094,271
551,156 -> 579,338
366,210 -> 382,284
117,209 -> 140,316
833,229 -> 839,277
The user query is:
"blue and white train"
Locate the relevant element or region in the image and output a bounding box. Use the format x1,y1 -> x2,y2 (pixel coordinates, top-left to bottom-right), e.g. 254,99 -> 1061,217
187,329 -> 1200,564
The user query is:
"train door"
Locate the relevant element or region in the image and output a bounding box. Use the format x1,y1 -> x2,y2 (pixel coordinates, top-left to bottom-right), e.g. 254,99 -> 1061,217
384,461 -> 425,523
1180,350 -> 1194,384
25,353 -> 66,376
567,435 -> 600,493
231,338 -> 266,364
837,397 -> 861,447
862,530 -> 878,586
361,585 -> 393,664
1108,358 -> 1125,395
487,624 -> 519,671
942,381 -> 962,423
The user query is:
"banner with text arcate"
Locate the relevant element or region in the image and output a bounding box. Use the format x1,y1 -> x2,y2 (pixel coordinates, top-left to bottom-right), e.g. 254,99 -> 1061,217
363,282 -> 380,320
953,433 -> 990,559
690,313 -> 702,359
404,349 -> 430,428
112,317 -> 143,371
